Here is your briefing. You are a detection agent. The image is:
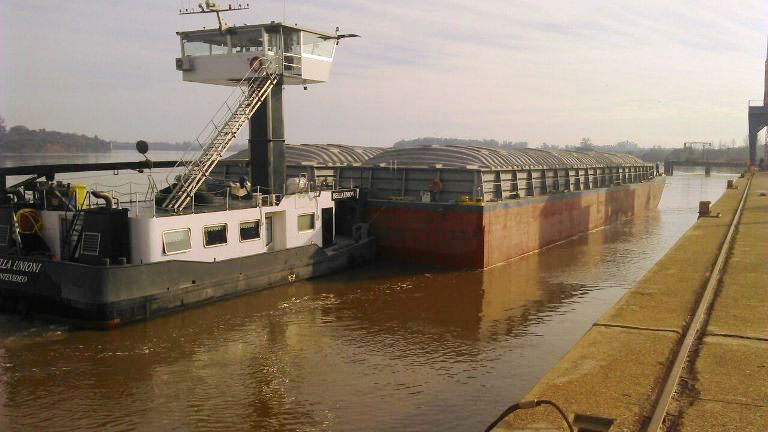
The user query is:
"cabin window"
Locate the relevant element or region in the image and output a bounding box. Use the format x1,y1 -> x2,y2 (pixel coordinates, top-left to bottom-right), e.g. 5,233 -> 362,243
203,224 -> 228,247
0,225 -> 10,246
239,220 -> 260,242
163,228 -> 192,255
297,213 -> 315,232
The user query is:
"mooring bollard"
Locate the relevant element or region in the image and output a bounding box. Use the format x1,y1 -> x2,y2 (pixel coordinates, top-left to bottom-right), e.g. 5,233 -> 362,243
698,200 -> 711,217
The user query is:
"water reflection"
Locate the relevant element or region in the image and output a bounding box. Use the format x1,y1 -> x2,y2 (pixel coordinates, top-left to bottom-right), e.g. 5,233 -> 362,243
0,170 -> 737,431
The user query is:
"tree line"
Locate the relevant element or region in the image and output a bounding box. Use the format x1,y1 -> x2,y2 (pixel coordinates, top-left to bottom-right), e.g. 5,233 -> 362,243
0,116 -> 110,153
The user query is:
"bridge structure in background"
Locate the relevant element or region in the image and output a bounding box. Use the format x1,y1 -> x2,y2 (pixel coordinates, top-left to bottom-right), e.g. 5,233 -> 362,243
663,141 -> 746,175
747,37 -> 768,165
664,160 -> 747,176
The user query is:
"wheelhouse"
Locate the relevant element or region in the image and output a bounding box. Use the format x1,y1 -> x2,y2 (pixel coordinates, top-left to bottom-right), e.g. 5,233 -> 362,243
176,23 -> 337,86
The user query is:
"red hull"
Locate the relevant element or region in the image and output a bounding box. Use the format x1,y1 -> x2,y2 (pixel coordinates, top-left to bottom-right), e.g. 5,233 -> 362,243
367,176 -> 666,269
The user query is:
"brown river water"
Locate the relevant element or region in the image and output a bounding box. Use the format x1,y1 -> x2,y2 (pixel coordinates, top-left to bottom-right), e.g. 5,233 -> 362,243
0,153 -> 739,431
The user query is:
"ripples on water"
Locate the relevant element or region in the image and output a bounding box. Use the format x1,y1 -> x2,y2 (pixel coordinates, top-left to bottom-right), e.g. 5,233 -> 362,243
0,167 -> 737,431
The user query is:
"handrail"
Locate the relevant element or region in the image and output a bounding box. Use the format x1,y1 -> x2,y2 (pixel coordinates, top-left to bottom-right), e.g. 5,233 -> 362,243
166,58 -> 278,187
161,58 -> 280,212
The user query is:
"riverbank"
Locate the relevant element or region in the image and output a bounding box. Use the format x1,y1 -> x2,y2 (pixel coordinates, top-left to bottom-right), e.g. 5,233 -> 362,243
497,171 -> 767,431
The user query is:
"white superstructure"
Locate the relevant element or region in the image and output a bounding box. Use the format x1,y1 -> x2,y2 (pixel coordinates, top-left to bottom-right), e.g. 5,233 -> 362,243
33,189 -> 339,265
131,191 -> 333,264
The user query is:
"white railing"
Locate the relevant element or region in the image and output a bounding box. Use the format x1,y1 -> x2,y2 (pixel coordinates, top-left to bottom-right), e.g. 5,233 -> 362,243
84,179 -> 289,218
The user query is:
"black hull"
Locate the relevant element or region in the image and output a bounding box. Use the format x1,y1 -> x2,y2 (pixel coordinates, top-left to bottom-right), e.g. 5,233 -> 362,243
0,238 -> 376,328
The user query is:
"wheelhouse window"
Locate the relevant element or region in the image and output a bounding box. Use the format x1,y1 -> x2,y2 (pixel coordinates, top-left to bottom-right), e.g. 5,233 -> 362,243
301,32 -> 335,59
182,33 -> 229,56
239,220 -> 260,242
284,29 -> 301,55
203,224 -> 228,247
163,228 -> 192,255
230,30 -> 264,53
297,213 -> 315,232
283,29 -> 302,75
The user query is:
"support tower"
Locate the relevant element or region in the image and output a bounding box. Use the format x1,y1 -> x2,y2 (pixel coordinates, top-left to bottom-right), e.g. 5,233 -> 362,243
747,37 -> 768,165
162,1 -> 357,212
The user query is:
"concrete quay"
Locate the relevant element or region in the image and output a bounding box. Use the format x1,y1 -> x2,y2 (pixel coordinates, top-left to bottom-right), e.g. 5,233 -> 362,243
496,172 -> 768,432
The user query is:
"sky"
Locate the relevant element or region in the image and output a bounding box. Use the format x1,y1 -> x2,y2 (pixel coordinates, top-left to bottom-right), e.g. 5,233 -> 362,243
1,0 -> 766,149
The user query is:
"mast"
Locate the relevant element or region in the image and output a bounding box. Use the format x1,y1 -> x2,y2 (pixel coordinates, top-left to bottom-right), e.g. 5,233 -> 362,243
172,8 -> 357,208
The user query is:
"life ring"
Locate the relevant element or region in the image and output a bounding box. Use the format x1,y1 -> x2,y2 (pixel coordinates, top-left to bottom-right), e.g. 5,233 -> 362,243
249,56 -> 263,71
429,179 -> 443,193
16,208 -> 43,234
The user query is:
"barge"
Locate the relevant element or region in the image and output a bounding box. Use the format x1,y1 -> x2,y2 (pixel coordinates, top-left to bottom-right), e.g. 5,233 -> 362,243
214,145 -> 665,269
215,144 -> 666,269
0,4 -> 373,327
360,146 -> 664,268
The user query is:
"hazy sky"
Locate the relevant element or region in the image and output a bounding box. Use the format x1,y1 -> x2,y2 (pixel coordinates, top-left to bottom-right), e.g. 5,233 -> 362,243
1,0 -> 766,148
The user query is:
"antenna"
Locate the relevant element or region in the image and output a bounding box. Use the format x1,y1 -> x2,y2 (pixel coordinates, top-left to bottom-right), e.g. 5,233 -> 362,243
179,1 -> 250,32
318,27 -> 362,45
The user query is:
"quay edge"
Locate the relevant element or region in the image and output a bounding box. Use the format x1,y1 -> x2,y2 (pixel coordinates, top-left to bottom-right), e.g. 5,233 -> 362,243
496,172 -> 766,431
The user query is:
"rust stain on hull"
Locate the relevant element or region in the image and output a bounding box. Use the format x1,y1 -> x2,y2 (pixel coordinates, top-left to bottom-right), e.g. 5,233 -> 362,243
368,177 -> 666,269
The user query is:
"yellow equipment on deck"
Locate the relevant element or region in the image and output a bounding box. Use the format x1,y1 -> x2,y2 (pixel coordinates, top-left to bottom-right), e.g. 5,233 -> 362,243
69,184 -> 88,209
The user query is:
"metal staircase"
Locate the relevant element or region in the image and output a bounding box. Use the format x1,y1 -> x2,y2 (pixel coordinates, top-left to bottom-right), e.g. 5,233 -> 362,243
161,58 -> 279,213
64,211 -> 84,259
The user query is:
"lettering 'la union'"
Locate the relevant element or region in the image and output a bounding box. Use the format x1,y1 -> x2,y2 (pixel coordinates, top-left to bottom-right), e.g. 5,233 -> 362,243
0,258 -> 43,273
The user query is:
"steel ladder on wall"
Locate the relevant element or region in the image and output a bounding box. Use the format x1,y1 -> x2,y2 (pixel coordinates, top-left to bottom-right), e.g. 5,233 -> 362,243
161,58 -> 279,213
